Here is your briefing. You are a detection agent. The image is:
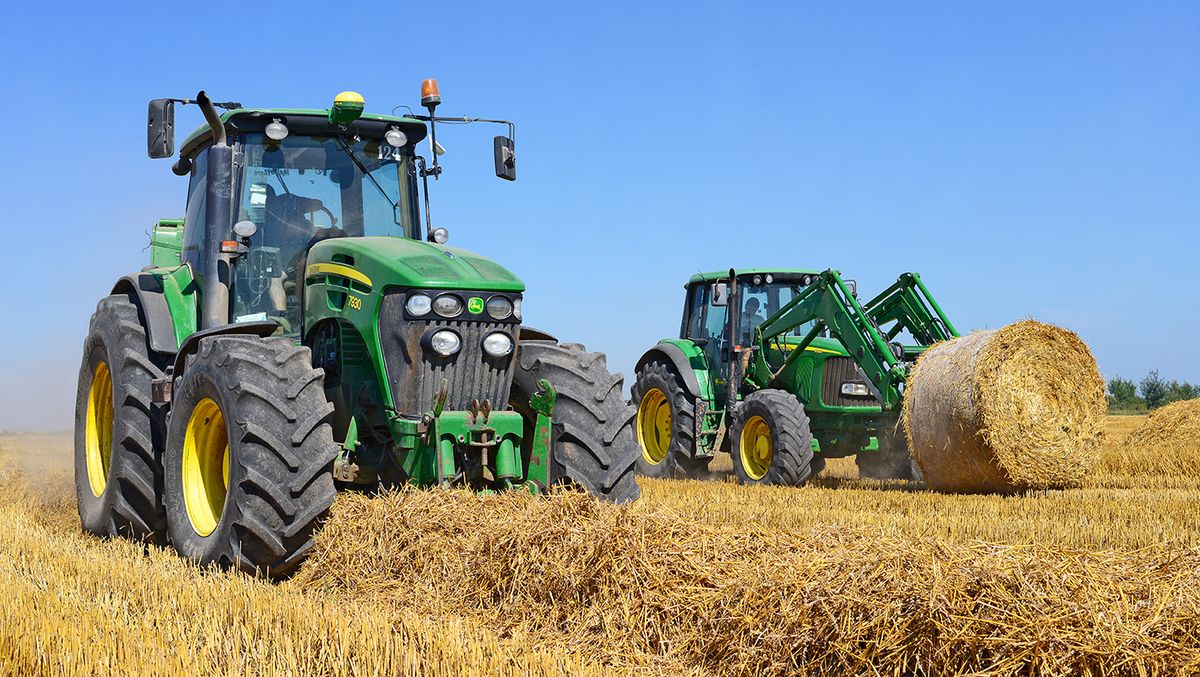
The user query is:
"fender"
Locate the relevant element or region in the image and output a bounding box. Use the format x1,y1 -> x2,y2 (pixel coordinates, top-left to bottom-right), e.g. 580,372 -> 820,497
170,321 -> 281,379
635,340 -> 711,402
517,325 -> 557,343
112,273 -> 182,356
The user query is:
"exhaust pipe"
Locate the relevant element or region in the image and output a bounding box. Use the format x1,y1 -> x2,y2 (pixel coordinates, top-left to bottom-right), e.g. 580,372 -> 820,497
197,91 -> 232,329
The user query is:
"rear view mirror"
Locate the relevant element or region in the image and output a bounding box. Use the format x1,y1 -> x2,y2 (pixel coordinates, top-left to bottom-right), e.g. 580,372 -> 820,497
493,135 -> 516,181
148,99 -> 175,159
712,282 -> 729,306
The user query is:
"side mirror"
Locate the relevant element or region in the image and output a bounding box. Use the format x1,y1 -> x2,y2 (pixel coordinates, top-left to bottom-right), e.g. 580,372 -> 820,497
493,135 -> 516,181
148,99 -> 175,159
712,282 -> 729,306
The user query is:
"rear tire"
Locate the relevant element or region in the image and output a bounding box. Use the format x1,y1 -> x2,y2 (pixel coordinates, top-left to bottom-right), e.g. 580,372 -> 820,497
729,389 -> 815,486
510,340 -> 640,503
73,295 -> 167,542
856,424 -> 919,481
631,360 -> 710,479
163,336 -> 337,578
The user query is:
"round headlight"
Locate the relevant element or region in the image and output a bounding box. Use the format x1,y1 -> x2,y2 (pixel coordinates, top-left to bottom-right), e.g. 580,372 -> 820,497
513,298 -> 522,320
485,296 -> 513,320
405,293 -> 432,316
482,332 -> 514,357
430,227 -> 449,244
385,128 -> 408,147
433,294 -> 463,317
429,330 -> 461,356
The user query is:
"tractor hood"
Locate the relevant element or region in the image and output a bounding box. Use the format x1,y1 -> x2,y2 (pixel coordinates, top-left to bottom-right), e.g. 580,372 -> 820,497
771,335 -> 850,357
307,236 -> 525,293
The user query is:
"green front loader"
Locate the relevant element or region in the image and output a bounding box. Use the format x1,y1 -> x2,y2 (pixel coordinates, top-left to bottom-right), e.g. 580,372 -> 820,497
74,85 -> 640,578
632,268 -> 958,484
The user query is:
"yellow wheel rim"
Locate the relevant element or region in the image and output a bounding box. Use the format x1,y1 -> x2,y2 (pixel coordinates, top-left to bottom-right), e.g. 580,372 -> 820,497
739,415 -> 773,481
182,398 -> 230,537
85,361 -> 114,497
637,388 -> 672,465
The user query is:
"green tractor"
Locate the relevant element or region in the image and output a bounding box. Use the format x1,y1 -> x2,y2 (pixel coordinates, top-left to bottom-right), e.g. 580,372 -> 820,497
74,84 -> 640,578
632,268 -> 958,484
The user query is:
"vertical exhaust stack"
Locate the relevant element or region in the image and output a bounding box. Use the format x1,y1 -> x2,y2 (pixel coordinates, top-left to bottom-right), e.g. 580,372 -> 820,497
196,91 -> 232,329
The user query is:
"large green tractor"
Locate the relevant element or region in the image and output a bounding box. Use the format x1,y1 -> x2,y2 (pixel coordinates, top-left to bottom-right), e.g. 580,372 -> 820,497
632,268 -> 958,484
74,84 -> 639,577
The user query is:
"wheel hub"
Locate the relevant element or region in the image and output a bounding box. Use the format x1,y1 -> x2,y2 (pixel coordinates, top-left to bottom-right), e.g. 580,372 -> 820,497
85,361 -> 114,497
182,398 -> 230,537
739,415 -> 773,480
637,388 -> 672,465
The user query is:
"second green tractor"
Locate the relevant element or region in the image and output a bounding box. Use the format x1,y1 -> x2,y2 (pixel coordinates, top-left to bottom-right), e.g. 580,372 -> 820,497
633,268 -> 959,485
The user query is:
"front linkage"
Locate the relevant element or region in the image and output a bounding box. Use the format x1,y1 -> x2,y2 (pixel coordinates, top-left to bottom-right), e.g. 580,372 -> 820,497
387,379 -> 557,493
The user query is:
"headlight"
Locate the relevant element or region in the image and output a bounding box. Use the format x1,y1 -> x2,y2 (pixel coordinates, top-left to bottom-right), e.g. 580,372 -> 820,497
482,332 -> 514,357
429,330 -> 461,356
485,296 -> 513,320
841,382 -> 871,397
406,293 -> 432,316
513,298 -> 522,320
433,294 -> 463,317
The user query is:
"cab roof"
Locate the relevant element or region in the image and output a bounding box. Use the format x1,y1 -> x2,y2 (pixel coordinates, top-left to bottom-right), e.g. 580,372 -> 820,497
688,268 -> 822,285
179,108 -> 429,157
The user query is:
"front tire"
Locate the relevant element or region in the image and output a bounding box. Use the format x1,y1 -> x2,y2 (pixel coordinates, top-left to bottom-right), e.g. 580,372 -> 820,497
510,340 -> 640,503
729,389 -> 815,486
73,295 -> 167,542
631,360 -> 710,479
163,336 -> 337,578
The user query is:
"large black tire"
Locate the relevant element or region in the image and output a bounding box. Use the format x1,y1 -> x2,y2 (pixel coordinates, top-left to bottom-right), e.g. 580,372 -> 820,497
857,424 -> 919,481
630,359 -> 710,479
163,336 -> 337,578
509,340 -> 640,503
729,389 -> 815,486
73,295 -> 167,542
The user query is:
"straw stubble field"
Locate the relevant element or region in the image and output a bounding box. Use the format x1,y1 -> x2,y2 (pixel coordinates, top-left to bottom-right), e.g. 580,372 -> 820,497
2,411 -> 1199,675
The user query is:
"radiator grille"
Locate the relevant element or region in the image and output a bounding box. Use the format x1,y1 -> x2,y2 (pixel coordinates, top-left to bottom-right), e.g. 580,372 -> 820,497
379,292 -> 517,414
820,357 -> 879,407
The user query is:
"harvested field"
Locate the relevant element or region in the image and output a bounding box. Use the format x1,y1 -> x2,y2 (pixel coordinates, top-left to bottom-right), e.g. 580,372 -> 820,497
2,415 -> 1200,675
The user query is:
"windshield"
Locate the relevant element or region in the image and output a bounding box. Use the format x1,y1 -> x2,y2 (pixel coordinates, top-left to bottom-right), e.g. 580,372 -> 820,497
230,132 -> 419,332
737,280 -> 818,345
236,132 -> 417,240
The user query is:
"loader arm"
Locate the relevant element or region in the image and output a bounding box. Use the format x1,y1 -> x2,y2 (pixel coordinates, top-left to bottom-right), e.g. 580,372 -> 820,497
747,270 -> 959,410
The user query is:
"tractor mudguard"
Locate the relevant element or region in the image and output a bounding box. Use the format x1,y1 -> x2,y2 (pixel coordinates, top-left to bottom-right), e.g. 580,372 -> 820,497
112,274 -> 180,355
636,343 -> 705,401
518,325 -> 557,343
169,320 -> 280,378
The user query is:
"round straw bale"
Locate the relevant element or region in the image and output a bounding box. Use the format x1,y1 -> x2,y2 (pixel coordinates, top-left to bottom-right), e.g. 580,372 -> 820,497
902,320 -> 1105,493
1123,399 -> 1200,475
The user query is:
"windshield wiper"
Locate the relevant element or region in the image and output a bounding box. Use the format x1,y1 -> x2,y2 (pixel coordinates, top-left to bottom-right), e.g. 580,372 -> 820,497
333,136 -> 404,229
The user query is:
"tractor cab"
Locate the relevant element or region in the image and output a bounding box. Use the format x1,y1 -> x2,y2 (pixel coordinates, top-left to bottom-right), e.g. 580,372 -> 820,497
680,269 -> 834,404
173,103 -> 428,332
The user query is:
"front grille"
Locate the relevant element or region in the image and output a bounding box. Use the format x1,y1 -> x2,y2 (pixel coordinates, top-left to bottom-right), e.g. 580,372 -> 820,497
379,291 -> 517,414
820,357 -> 880,407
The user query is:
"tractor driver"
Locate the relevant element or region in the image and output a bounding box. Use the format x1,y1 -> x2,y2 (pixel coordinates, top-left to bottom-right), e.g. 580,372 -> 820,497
740,296 -> 766,345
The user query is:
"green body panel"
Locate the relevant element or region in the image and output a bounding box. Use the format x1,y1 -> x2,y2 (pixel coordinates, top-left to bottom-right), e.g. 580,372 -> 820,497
655,338 -> 716,402
150,219 -> 184,268
138,263 -> 198,351
306,236 -> 525,296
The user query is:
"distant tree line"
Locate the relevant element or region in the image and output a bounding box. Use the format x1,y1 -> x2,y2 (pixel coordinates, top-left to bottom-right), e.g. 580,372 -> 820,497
1107,370 -> 1199,413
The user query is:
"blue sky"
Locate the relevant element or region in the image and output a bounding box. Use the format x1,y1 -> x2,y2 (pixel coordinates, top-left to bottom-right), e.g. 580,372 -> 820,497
0,1 -> 1196,430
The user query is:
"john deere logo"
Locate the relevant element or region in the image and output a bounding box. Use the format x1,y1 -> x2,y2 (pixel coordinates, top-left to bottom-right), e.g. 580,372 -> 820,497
467,297 -> 484,314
